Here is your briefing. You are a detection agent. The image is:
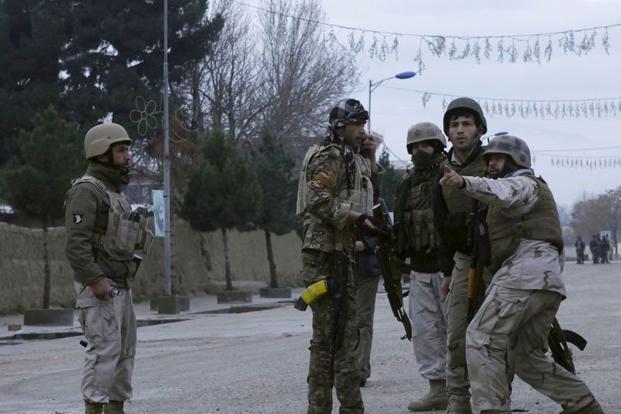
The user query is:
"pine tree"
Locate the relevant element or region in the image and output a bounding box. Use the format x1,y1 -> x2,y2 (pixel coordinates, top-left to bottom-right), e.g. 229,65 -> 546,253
182,130 -> 262,290
0,106 -> 83,308
255,131 -> 297,288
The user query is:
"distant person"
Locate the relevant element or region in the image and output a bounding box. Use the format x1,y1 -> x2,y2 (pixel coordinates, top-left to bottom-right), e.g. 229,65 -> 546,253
589,235 -> 600,264
354,132 -> 384,387
600,235 -> 610,264
574,236 -> 586,264
65,123 -> 153,414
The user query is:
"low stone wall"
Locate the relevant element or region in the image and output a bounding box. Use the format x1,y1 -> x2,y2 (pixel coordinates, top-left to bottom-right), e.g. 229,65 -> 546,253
0,219 -> 302,313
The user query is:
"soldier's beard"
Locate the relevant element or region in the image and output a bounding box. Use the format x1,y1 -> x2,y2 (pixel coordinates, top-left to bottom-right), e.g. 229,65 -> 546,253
118,165 -> 131,185
412,151 -> 436,167
359,147 -> 372,158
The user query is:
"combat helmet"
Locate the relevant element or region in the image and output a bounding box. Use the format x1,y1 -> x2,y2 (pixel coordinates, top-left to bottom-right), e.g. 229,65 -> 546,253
406,122 -> 447,153
329,99 -> 369,129
483,134 -> 531,168
442,97 -> 487,136
84,123 -> 133,159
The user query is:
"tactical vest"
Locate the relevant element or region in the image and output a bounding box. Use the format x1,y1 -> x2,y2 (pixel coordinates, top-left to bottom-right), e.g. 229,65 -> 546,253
72,176 -> 153,261
487,175 -> 564,272
440,149 -> 487,251
296,143 -> 373,217
397,159 -> 445,255
298,143 -> 373,254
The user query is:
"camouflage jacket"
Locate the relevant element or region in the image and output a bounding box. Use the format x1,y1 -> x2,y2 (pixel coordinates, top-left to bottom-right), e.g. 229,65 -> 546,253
462,170 -> 567,297
301,142 -> 374,258
64,163 -> 138,288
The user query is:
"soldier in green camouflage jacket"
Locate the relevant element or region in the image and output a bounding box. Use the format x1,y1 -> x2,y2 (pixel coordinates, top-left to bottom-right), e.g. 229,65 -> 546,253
65,123 -> 152,414
297,99 -> 379,414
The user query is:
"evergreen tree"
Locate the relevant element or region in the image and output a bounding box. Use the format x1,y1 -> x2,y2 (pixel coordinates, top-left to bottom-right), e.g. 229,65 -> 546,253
0,1 -> 67,165
255,131 -> 297,288
182,130 -> 262,290
0,106 -> 83,308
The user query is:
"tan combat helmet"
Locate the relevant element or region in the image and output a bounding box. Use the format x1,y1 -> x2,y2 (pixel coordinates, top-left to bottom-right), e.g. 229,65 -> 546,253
483,134 -> 531,168
84,123 -> 133,159
406,122 -> 447,153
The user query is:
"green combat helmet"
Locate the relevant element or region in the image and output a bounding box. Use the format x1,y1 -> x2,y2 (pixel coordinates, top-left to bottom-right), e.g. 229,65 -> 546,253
442,97 -> 487,136
84,123 -> 133,159
483,134 -> 531,168
406,122 -> 447,153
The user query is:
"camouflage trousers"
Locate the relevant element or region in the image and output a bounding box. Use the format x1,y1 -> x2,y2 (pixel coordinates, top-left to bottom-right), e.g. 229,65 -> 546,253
355,273 -> 379,381
303,251 -> 364,414
408,271 -> 447,380
466,285 -> 596,413
446,252 -> 492,400
75,283 -> 136,403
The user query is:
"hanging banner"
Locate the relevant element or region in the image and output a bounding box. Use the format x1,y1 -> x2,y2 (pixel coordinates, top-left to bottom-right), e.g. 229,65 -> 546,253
152,190 -> 165,238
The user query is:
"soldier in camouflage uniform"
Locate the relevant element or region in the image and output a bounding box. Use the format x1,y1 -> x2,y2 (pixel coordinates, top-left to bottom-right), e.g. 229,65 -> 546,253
65,123 -> 152,414
297,99 -> 379,414
394,122 -> 448,412
432,97 -> 492,414
355,132 -> 385,387
440,135 -> 603,414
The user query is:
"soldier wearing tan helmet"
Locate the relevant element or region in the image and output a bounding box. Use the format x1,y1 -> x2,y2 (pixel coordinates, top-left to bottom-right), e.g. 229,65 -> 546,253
394,122 -> 449,411
432,97 -> 493,414
65,123 -> 152,414
440,134 -> 603,414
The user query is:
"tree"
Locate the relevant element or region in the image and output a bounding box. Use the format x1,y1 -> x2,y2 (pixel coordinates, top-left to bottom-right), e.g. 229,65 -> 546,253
256,0 -> 358,139
182,130 -> 262,290
254,130 -> 297,288
378,148 -> 404,211
0,1 -> 67,166
0,106 -> 83,308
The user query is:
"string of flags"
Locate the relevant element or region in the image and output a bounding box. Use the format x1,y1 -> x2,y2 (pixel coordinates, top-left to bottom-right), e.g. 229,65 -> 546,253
233,1 -> 619,70
535,155 -> 621,169
383,85 -> 621,119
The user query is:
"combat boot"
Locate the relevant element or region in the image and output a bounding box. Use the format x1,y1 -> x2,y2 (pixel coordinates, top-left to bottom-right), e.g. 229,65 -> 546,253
445,396 -> 473,414
105,400 -> 124,414
84,401 -> 104,414
560,398 -> 604,414
407,379 -> 448,411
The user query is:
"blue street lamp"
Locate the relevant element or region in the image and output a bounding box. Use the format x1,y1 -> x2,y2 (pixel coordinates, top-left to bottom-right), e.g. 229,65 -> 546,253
368,71 -> 416,133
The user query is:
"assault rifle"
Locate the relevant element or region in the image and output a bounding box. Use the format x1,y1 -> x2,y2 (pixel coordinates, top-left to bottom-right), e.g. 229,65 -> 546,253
467,200 -> 490,322
371,199 -> 413,341
548,318 -> 587,375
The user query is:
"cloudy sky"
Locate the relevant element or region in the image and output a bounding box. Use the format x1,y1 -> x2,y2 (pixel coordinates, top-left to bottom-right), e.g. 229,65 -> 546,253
237,0 -> 621,207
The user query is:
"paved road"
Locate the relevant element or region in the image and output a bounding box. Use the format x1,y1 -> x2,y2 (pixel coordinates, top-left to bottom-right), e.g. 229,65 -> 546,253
1,262 -> 619,413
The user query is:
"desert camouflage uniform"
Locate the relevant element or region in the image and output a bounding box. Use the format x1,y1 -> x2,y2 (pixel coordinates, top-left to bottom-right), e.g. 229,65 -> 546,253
462,171 -> 600,413
300,141 -> 373,414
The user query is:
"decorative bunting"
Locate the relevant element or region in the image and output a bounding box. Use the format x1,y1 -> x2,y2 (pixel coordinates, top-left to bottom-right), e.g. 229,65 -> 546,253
233,2 -> 620,69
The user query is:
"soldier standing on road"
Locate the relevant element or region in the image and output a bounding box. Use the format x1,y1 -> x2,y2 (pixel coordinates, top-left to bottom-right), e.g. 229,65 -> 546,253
440,134 -> 604,414
393,122 -> 448,412
575,236 -> 586,264
355,132 -> 385,388
297,99 -> 379,414
432,97 -> 492,414
589,235 -> 600,264
65,123 -> 153,414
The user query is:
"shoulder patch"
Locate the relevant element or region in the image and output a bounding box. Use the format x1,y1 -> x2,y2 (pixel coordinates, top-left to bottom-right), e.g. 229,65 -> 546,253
72,213 -> 84,224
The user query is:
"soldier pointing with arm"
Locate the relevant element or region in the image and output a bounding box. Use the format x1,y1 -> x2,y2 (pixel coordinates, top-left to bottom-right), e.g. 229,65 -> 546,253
440,134 -> 603,414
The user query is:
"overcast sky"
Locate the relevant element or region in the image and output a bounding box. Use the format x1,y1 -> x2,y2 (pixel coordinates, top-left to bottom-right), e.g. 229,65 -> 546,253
315,0 -> 621,207
238,0 -> 621,206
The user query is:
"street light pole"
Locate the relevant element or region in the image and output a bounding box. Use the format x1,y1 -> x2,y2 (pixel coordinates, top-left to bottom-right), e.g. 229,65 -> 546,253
162,0 -> 172,296
367,71 -> 416,133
